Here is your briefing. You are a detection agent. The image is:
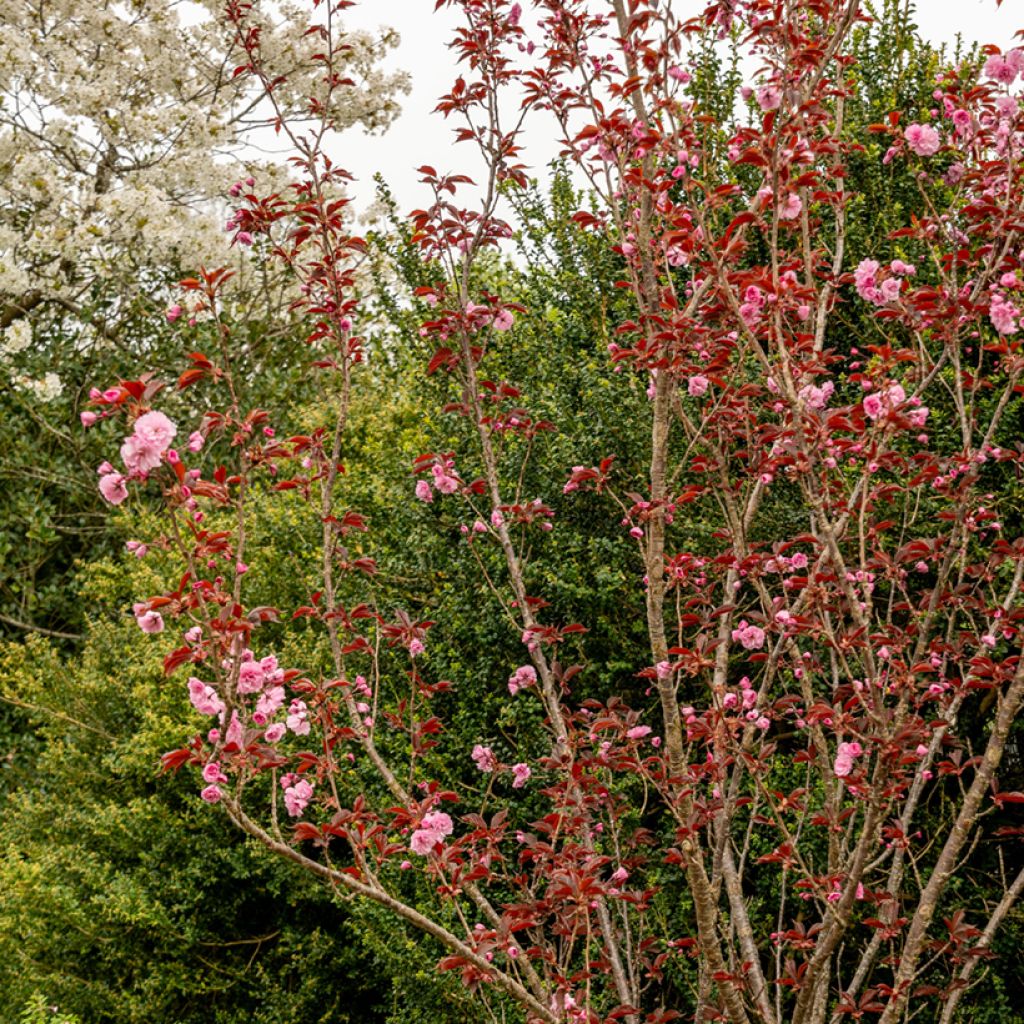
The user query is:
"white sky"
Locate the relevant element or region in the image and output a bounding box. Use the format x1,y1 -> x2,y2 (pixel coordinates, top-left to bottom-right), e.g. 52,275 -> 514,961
330,0 -> 1022,215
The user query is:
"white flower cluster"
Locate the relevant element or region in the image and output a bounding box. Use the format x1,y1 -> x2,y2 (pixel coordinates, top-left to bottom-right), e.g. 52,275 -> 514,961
0,0 -> 409,316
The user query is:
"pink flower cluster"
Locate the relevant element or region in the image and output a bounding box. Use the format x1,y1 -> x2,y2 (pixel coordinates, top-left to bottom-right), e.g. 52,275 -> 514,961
833,741 -> 863,778
854,259 -> 911,305
984,49 -> 1024,86
282,773 -> 314,817
731,620 -> 766,650
416,458 -> 460,501
990,291 -> 1020,335
410,810 -> 454,855
903,123 -> 941,157
189,677 -> 226,717
98,410 -> 177,505
862,382 -> 906,421
797,380 -> 834,411
507,664 -> 537,694
472,744 -> 498,772
133,603 -> 165,634
237,651 -> 284,694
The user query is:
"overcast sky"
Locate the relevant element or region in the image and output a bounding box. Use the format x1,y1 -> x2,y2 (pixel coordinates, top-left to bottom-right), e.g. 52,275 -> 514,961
331,1 -> 1023,216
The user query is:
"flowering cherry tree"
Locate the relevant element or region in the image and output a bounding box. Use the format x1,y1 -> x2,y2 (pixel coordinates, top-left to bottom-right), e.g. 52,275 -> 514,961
86,1 -> 1024,1022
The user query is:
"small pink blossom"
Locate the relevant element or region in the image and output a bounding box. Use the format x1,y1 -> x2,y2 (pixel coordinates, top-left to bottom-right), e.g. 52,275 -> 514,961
80,410 -> 98,428
409,638 -> 425,657
984,50 -> 1024,85
626,725 -> 652,740
508,664 -> 537,694
264,723 -> 286,743
120,434 -> 164,476
493,309 -> 515,331
731,620 -> 766,650
136,610 -> 164,634
756,84 -> 782,111
188,678 -> 225,717
415,479 -> 433,502
286,699 -> 311,736
133,410 -> 177,449
834,741 -> 864,778
283,777 -> 314,817
472,744 -> 498,772
187,431 -> 205,452
990,292 -> 1020,335
203,762 -> 227,784
779,193 -> 802,220
200,785 -> 223,803
688,374 -> 709,397
511,762 -> 531,788
98,471 -> 129,505
904,123 -> 940,157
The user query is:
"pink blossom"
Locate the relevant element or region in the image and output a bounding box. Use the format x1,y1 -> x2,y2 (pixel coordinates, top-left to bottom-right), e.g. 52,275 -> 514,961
283,777 -> 314,817
80,410 -> 98,428
200,785 -> 223,803
668,66 -> 690,83
423,811 -> 453,836
731,620 -> 766,650
410,810 -> 454,855
98,471 -> 129,505
798,380 -> 834,411
410,828 -> 440,855
188,678 -> 225,717
833,741 -> 864,778
756,84 -> 782,111
409,638 -> 425,657
286,699 -> 311,735
187,431 -> 205,452
166,304 -> 183,323
415,479 -> 433,502
432,464 -> 460,494
264,723 -> 286,743
904,123 -> 940,157
626,725 -> 652,740
472,744 -> 498,772
688,374 -> 709,397
508,664 -> 537,694
255,686 -> 285,720
224,711 -> 244,749
511,762 -> 531,788
779,193 -> 802,220
952,109 -> 972,136
879,277 -> 902,303
133,410 -> 177,449
990,292 -> 1020,335
120,434 -> 164,475
237,660 -> 265,694
854,259 -> 881,303
203,762 -> 227,784
984,50 -> 1024,85
493,309 -> 515,331
136,610 -> 164,634
863,383 -> 906,421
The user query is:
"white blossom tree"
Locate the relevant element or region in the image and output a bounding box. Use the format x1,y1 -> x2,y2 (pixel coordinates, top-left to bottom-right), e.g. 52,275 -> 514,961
0,0 -> 409,342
